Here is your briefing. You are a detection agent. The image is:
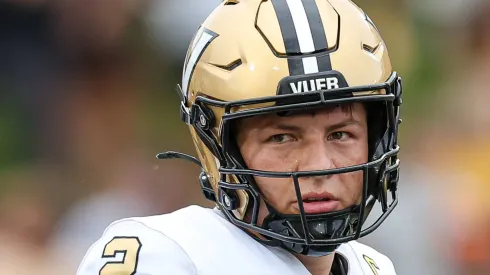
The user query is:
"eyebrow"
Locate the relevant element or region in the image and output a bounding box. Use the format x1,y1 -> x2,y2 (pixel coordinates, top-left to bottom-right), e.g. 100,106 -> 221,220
326,119 -> 364,132
270,118 -> 364,133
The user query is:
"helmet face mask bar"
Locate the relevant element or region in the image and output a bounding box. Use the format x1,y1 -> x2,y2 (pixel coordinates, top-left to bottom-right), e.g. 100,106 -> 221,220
178,71 -> 403,256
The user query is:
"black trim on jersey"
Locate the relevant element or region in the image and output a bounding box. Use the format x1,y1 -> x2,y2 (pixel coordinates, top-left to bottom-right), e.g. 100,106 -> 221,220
330,253 -> 349,275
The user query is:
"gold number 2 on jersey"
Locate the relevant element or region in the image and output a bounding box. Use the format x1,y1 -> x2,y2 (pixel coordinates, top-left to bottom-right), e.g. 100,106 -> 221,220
100,237 -> 142,275
363,255 -> 380,275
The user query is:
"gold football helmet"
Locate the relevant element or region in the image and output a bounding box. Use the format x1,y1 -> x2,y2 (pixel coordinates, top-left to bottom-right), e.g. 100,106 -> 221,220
160,0 -> 402,256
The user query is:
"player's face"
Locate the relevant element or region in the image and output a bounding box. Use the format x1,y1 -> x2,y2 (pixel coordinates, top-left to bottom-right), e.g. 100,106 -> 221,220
236,103 -> 368,217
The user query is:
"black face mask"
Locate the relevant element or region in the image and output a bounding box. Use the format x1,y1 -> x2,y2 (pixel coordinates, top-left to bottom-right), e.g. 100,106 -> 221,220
159,72 -> 402,256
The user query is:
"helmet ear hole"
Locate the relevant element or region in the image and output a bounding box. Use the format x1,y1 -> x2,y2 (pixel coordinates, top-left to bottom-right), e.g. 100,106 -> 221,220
375,161 -> 389,212
367,127 -> 389,196
366,101 -> 389,197
388,165 -> 399,192
366,101 -> 388,160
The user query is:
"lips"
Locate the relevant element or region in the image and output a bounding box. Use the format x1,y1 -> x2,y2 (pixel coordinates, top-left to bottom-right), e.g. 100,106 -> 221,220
300,192 -> 340,214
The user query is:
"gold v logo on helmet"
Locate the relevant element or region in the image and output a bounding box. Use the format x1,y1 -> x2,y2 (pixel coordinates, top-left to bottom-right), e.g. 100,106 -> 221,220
181,27 -> 218,99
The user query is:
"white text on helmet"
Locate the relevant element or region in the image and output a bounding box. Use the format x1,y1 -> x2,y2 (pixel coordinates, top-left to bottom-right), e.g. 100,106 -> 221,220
289,77 -> 340,93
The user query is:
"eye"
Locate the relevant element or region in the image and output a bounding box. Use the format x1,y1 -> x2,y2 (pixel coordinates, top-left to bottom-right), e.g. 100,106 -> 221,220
328,131 -> 350,141
267,133 -> 296,143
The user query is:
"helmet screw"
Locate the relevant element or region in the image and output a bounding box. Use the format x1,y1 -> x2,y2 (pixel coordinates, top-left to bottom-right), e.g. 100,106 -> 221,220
199,114 -> 207,128
223,194 -> 231,208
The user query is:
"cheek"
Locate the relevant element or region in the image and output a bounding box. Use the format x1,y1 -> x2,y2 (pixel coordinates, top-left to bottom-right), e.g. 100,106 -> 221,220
331,144 -> 368,204
254,176 -> 297,215
245,145 -> 298,172
338,171 -> 364,204
332,140 -> 369,167
248,151 -> 299,212
242,146 -> 298,213
254,177 -> 292,203
240,142 -> 299,211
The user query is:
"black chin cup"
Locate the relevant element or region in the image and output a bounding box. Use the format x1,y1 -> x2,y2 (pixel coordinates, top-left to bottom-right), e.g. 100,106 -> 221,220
216,156 -> 394,257
262,206 -> 360,256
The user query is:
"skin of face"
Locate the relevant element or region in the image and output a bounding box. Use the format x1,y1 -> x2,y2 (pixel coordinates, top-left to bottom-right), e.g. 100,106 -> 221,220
235,103 -> 369,221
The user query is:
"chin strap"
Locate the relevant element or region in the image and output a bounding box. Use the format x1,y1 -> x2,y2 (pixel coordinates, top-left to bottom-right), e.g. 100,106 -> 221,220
330,253 -> 348,275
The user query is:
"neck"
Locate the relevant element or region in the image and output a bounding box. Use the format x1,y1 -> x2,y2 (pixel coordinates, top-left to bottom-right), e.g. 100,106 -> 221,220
295,253 -> 335,275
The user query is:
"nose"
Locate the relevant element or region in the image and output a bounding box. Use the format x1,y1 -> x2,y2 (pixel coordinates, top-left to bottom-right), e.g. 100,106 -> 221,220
298,140 -> 336,176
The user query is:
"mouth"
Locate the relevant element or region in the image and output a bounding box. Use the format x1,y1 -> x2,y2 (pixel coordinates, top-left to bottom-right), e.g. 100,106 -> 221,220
300,192 -> 340,214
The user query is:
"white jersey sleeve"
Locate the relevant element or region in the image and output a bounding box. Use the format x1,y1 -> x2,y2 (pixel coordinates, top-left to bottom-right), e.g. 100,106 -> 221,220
77,219 -> 197,275
337,241 -> 397,275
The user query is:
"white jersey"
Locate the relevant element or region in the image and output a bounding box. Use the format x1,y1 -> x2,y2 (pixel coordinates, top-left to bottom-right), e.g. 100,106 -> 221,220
77,205 -> 396,275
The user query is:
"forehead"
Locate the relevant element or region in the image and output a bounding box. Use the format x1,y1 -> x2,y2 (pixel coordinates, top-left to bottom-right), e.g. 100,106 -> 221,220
236,103 -> 366,128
